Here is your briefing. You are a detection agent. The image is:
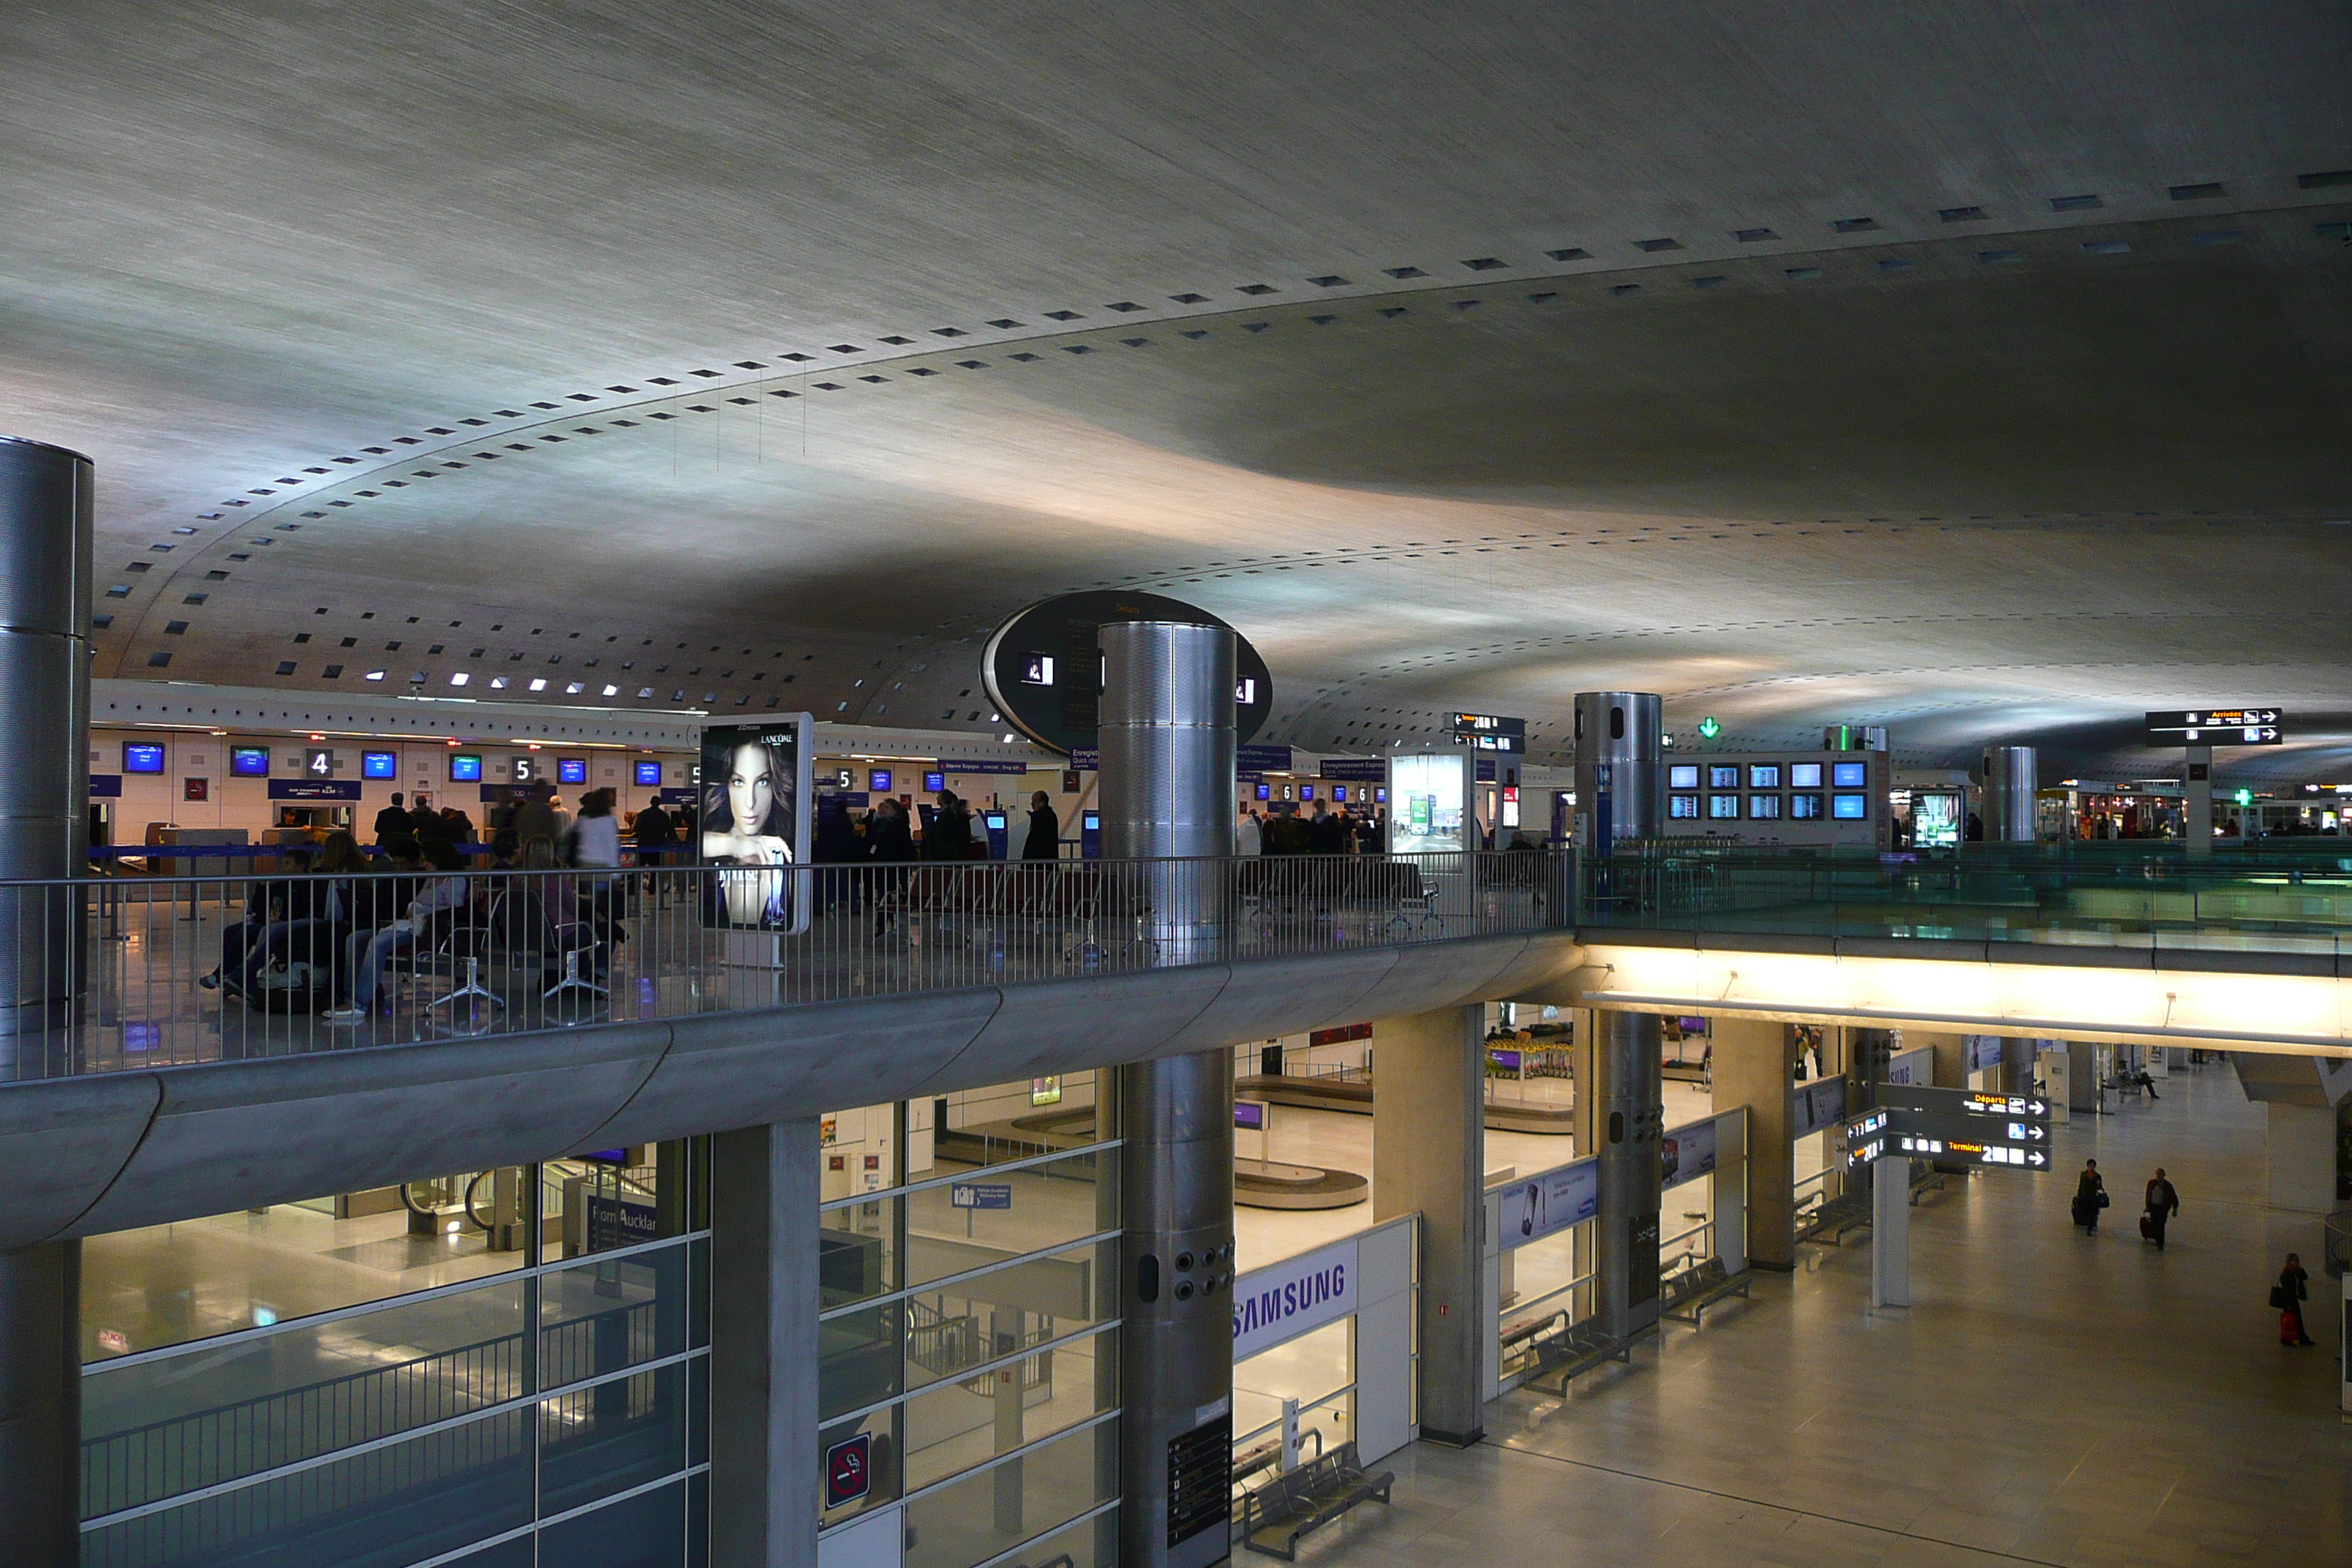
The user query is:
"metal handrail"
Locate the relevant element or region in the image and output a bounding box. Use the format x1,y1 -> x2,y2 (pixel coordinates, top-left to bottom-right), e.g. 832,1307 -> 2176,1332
0,850 -> 1573,1082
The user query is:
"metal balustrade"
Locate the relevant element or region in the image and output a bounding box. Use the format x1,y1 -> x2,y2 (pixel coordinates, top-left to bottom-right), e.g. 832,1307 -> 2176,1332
0,851 -> 1573,1081
1579,843 -> 2352,954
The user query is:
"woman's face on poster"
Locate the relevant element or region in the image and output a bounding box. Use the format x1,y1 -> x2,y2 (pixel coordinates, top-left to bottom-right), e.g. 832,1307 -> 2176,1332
728,744 -> 774,832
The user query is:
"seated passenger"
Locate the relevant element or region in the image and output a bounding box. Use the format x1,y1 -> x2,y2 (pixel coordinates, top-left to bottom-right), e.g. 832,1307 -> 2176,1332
326,840 -> 470,1022
202,847 -> 314,994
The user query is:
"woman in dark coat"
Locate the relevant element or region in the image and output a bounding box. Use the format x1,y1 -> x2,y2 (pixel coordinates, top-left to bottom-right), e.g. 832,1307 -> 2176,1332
865,799 -> 916,936
2070,1158 -> 2108,1233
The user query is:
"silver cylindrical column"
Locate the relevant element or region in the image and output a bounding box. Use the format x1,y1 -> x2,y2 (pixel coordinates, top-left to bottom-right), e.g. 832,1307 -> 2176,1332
1572,692 -> 1663,853
1100,619 -> 1236,962
1576,693 -> 1665,1339
1101,617 -> 1238,1568
1117,1054 -> 1235,1568
0,436 -> 91,1068
1980,746 -> 2037,843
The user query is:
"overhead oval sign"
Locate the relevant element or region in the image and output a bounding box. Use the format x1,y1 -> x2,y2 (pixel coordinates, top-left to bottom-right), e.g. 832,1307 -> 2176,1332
981,590 -> 1273,757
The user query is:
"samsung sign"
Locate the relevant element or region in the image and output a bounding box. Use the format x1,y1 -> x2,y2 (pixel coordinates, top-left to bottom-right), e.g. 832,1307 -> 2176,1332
1231,1236 -> 1357,1360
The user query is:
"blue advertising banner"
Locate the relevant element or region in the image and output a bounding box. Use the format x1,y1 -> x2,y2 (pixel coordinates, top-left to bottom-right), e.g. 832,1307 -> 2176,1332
1499,1158 -> 1599,1251
1660,1116 -> 1718,1191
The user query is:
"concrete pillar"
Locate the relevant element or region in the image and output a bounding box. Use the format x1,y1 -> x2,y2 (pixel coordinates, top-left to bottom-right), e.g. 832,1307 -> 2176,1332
1593,1009 -> 1663,1338
2266,1104 -> 2338,1212
2184,745 -> 2212,859
1100,616 -> 1238,1568
1711,1017 -> 1797,1270
709,1119 -> 820,1568
1569,1007 -> 1597,1156
2068,1042 -> 2098,1114
1372,1005 -> 1485,1446
0,436 -> 93,1076
0,1240 -> 78,1567
1918,1030 -> 1967,1089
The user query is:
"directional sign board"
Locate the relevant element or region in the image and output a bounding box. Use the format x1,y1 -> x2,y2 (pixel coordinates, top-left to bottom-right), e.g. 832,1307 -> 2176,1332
2145,708 -> 2284,746
1849,1085 -> 2052,1172
950,1182 -> 1012,1211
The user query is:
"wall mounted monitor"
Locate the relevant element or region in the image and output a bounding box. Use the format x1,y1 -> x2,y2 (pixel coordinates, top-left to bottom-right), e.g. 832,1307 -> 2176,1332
868,769 -> 892,793
1669,794 -> 1700,820
362,750 -> 398,780
558,757 -> 589,785
1299,785 -> 1314,800
1748,764 -> 1781,789
1832,761 -> 1869,788
1374,788 -> 1387,804
924,771 -> 945,794
1789,762 -> 1823,789
1333,785 -> 1347,802
634,761 -> 663,787
1832,793 -> 1869,820
1749,794 -> 1782,819
122,742 -> 165,774
229,746 -> 271,778
1708,766 -> 1738,789
1790,793 -> 1824,820
1668,764 -> 1700,790
448,753 -> 483,783
1256,783 -> 1270,801
1708,794 -> 1740,820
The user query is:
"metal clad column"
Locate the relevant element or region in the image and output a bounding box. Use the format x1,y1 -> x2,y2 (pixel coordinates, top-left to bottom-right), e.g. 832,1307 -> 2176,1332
1980,746 -> 2036,843
1102,619 -> 1237,1568
0,436 -> 91,1063
1575,693 -> 1665,1339
709,1120 -> 820,1568
0,437 -> 89,1567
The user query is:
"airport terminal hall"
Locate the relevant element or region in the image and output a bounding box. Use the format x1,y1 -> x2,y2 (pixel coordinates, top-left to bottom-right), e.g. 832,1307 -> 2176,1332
7,7 -> 2352,1567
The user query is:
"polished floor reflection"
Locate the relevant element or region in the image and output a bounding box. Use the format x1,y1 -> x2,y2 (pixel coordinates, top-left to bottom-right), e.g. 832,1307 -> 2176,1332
1283,1059 -> 2352,1567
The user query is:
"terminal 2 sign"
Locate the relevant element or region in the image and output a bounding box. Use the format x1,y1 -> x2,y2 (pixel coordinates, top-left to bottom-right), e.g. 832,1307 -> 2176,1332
1847,1085 -> 2051,1172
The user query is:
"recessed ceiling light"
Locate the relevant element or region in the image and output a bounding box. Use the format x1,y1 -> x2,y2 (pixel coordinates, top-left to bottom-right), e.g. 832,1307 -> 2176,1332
529,678 -> 548,691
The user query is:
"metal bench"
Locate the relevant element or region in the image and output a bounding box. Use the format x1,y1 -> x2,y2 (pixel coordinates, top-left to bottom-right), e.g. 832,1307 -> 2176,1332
1236,1439 -> 1394,1560
1659,1256 -> 1752,1327
1796,1189 -> 1872,1246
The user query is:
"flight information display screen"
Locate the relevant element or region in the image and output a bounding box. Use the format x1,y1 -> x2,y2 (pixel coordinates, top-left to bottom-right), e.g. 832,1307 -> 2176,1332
230,746 -> 271,777
363,750 -> 398,779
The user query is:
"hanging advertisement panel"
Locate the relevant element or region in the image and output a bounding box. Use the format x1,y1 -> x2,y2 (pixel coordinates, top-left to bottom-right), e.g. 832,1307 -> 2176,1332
1660,1117 -> 1718,1191
1498,1157 -> 1599,1251
699,716 -> 815,936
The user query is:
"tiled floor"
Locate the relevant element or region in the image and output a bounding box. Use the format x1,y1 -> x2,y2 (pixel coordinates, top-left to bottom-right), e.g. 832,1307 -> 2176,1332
1284,1058 -> 2352,1567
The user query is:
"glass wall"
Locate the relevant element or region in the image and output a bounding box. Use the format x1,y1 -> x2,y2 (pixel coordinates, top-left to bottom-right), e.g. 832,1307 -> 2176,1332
80,1141 -> 709,1568
819,1077 -> 1121,1568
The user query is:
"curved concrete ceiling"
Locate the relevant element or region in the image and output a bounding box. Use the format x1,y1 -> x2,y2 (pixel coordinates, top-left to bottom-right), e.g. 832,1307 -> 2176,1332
6,2 -> 2350,781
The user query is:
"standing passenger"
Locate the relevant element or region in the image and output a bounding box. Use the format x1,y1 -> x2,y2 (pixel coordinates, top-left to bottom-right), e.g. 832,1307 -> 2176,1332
2276,1253 -> 2317,1346
2142,1168 -> 2180,1250
1235,804 -> 1262,856
1022,791 -> 1060,861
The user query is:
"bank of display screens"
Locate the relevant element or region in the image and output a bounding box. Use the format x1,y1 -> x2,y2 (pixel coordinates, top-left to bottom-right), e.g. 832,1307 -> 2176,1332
448,753 -> 483,783
230,746 -> 271,777
1833,794 -> 1869,819
122,742 -> 165,774
1670,794 -> 1700,819
558,757 -> 589,785
700,720 -> 812,934
363,750 -> 398,780
1833,761 -> 1869,788
634,761 -> 663,787
1708,794 -> 1739,819
1791,794 -> 1823,819
1790,763 -> 1823,788
1669,764 -> 1700,791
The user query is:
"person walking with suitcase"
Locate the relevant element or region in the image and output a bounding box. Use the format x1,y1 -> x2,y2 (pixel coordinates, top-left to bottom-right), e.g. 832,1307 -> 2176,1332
2141,1168 -> 2179,1249
2070,1158 -> 2108,1234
